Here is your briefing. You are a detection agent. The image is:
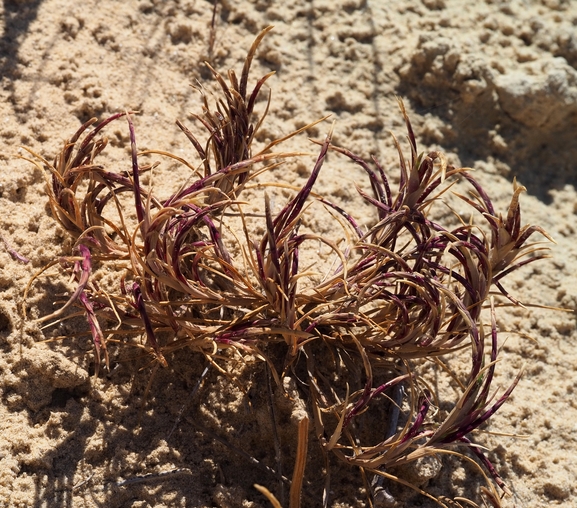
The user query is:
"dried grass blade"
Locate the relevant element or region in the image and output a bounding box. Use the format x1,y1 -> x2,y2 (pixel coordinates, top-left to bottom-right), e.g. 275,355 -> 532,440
289,416 -> 309,508
254,485 -> 283,508
36,244 -> 92,324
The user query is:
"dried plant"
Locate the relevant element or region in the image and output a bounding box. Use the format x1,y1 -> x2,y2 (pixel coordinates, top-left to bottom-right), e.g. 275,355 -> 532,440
23,28 -> 552,508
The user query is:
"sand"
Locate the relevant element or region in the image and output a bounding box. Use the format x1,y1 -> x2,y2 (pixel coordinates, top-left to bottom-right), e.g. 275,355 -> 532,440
0,0 -> 576,507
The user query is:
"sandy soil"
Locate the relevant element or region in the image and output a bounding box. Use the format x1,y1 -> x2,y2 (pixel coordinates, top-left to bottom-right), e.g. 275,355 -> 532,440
0,0 -> 576,507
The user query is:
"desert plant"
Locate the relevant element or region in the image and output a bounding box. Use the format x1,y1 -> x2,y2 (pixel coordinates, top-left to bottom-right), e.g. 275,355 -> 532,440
23,28 -> 551,508
285,100 -> 551,507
